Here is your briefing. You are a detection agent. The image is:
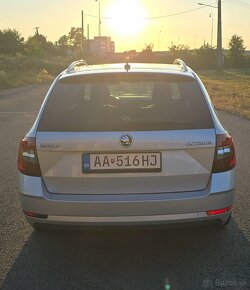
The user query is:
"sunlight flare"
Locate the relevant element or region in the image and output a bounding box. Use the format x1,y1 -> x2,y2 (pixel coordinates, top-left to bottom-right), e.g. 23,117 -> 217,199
106,0 -> 147,36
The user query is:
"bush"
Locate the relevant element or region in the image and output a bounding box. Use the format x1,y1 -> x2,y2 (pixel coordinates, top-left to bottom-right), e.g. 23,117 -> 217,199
0,53 -> 74,89
0,70 -> 9,87
37,69 -> 53,82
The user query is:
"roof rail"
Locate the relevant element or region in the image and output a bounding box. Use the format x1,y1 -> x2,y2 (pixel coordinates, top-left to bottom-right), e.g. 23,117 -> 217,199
174,59 -> 188,72
66,60 -> 88,73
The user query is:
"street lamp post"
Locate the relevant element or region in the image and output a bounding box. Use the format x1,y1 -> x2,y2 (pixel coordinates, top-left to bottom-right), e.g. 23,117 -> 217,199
198,0 -> 223,72
95,0 -> 101,36
81,10 -> 84,58
209,13 -> 214,47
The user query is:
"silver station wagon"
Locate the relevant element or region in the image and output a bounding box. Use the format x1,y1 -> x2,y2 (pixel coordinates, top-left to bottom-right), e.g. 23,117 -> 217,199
18,60 -> 236,229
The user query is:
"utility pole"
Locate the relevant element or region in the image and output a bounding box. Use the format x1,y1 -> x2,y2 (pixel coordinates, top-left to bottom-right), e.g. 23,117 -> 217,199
198,1 -> 223,72
34,27 -> 40,35
81,10 -> 84,58
87,24 -> 90,55
217,0 -> 223,72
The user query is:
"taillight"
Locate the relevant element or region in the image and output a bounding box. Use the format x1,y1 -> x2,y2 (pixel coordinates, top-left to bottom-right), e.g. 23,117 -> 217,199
206,206 -> 232,216
212,133 -> 236,173
17,137 -> 41,177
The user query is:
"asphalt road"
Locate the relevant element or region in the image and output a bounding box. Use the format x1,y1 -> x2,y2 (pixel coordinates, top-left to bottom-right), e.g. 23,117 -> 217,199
0,84 -> 249,290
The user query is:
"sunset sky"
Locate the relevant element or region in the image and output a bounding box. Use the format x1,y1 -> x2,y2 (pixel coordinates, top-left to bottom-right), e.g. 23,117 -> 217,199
0,0 -> 249,52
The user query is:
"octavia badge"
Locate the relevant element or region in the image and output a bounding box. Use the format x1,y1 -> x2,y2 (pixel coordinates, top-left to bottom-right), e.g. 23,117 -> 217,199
120,135 -> 133,148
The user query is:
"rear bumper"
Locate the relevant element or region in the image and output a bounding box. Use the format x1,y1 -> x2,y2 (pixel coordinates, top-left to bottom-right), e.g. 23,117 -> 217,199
24,210 -> 232,227
19,169 -> 235,226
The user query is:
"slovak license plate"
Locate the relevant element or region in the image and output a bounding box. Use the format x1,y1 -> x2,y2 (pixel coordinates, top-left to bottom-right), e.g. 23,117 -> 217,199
82,152 -> 161,173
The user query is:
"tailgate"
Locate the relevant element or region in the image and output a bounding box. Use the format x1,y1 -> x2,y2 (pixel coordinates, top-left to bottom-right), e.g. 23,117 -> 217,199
36,129 -> 216,194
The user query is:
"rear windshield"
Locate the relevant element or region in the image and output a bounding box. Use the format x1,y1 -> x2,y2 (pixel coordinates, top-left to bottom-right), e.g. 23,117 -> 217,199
38,73 -> 214,132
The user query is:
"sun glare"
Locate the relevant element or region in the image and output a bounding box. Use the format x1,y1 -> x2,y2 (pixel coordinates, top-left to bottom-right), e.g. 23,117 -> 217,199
106,0 -> 147,36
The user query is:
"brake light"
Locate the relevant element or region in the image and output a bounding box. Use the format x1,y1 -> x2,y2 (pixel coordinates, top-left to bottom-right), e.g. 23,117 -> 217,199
212,133 -> 236,173
17,137 -> 41,177
207,206 -> 232,216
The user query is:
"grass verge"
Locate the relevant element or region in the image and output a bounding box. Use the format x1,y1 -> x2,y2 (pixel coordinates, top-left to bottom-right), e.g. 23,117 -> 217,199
0,54 -> 73,90
199,69 -> 250,119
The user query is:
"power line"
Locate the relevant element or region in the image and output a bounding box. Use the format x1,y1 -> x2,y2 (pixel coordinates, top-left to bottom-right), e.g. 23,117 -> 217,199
145,1 -> 224,19
84,2 -> 218,21
228,0 -> 250,8
145,7 -> 205,19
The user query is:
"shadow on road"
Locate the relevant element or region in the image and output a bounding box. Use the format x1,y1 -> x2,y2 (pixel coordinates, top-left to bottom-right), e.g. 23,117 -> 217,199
1,219 -> 249,290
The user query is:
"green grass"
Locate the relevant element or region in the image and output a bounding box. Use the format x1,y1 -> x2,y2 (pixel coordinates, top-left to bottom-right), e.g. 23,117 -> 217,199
199,69 -> 250,119
0,68 -> 54,88
0,54 -> 72,90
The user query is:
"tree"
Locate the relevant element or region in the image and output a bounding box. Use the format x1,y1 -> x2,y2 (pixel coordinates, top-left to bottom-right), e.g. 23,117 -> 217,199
195,42 -> 216,69
56,35 -> 70,56
169,43 -> 189,52
168,42 -> 190,63
197,41 -> 214,52
136,43 -> 155,62
143,43 -> 154,53
0,29 -> 24,54
66,27 -> 84,57
25,33 -> 49,56
58,35 -> 68,47
228,35 -> 246,66
68,27 -> 82,48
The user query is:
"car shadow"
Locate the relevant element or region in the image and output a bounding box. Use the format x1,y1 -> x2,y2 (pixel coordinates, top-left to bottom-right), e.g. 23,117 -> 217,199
1,219 -> 249,290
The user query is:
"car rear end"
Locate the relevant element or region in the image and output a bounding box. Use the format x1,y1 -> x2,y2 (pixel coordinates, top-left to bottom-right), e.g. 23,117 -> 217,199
18,64 -> 236,228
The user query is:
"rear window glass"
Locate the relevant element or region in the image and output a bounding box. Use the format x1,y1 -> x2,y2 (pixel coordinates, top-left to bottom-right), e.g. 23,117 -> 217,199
38,73 -> 214,132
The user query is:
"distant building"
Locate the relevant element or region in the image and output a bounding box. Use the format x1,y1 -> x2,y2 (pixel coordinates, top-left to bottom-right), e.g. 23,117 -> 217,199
88,36 -> 115,56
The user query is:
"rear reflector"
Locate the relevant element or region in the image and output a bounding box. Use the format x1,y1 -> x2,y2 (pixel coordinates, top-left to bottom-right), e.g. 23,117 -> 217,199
23,210 -> 48,219
206,206 -> 232,216
212,133 -> 236,173
18,137 -> 41,177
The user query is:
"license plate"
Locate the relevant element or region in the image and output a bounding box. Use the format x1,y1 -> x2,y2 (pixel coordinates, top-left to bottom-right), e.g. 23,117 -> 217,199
82,152 -> 161,173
